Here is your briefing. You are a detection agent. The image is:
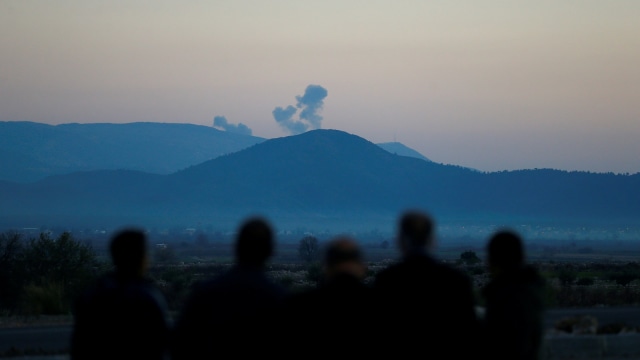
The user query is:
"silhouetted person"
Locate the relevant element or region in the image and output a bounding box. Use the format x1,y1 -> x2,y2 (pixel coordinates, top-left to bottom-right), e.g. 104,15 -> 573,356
481,229 -> 546,360
171,216 -> 288,359
284,236 -> 374,357
70,228 -> 171,360
373,209 -> 479,358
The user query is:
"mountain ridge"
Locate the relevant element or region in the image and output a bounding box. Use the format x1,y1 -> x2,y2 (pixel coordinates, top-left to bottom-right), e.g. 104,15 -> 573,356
0,121 -> 433,182
1,128 -> 638,232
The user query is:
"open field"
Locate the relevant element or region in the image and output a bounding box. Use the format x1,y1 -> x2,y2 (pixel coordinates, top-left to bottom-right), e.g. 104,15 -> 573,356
2,239 -> 640,359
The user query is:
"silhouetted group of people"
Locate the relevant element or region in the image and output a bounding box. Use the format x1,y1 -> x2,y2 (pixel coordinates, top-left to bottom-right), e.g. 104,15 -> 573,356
70,209 -> 546,360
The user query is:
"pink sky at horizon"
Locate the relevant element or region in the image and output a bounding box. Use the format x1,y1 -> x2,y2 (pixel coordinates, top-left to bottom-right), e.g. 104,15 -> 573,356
1,1 -> 638,174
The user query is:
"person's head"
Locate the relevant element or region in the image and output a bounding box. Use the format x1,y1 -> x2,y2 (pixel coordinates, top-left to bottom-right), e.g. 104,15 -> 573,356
397,209 -> 435,256
323,236 -> 367,280
487,229 -> 525,275
235,216 -> 274,267
110,228 -> 148,278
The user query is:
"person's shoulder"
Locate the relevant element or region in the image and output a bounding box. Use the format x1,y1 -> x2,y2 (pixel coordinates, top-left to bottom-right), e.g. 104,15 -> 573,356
431,260 -> 473,285
495,265 -> 545,287
372,261 -> 402,282
114,278 -> 166,307
522,264 -> 544,281
436,260 -> 468,275
520,265 -> 547,298
376,259 -> 407,274
235,266 -> 288,292
182,276 -> 223,304
139,278 -> 169,301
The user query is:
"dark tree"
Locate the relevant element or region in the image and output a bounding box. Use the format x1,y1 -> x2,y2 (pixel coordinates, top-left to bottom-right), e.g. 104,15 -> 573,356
21,232 -> 99,314
298,236 -> 320,263
460,250 -> 481,265
0,231 -> 25,311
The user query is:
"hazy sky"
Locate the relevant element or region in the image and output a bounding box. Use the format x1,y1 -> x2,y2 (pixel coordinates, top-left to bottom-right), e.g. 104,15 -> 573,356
1,1 -> 639,174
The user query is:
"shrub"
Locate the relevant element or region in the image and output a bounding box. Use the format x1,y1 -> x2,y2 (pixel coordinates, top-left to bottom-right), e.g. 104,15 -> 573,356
305,262 -> 322,284
21,232 -> 99,312
21,282 -> 65,316
460,251 -> 481,265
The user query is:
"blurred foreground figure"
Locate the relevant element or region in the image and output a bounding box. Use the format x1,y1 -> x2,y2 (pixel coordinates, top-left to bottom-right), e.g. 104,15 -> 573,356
172,216 -> 288,359
481,229 -> 546,360
373,209 -> 479,357
284,236 -> 374,357
71,228 -> 171,360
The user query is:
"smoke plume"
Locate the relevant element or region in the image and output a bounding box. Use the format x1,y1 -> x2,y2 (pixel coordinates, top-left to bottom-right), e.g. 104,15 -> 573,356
272,84 -> 328,134
213,116 -> 252,135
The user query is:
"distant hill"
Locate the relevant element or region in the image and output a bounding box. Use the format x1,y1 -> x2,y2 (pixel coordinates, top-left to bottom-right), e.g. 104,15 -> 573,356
1,128 -> 638,232
0,121 -> 266,182
0,121 -> 431,183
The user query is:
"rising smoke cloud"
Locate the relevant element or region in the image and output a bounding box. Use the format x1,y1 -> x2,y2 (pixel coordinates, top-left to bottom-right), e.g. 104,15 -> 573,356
272,84 -> 328,134
213,116 -> 253,136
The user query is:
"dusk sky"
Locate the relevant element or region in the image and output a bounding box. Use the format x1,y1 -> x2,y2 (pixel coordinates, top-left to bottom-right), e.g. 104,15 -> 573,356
1,1 -> 638,174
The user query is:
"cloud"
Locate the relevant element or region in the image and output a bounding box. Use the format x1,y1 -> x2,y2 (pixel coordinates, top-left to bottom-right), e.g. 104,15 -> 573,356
272,84 -> 328,134
213,116 -> 252,136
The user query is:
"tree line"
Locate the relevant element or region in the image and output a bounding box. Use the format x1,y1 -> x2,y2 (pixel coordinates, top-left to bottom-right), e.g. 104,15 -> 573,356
1,230 -> 639,317
0,231 -> 100,315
